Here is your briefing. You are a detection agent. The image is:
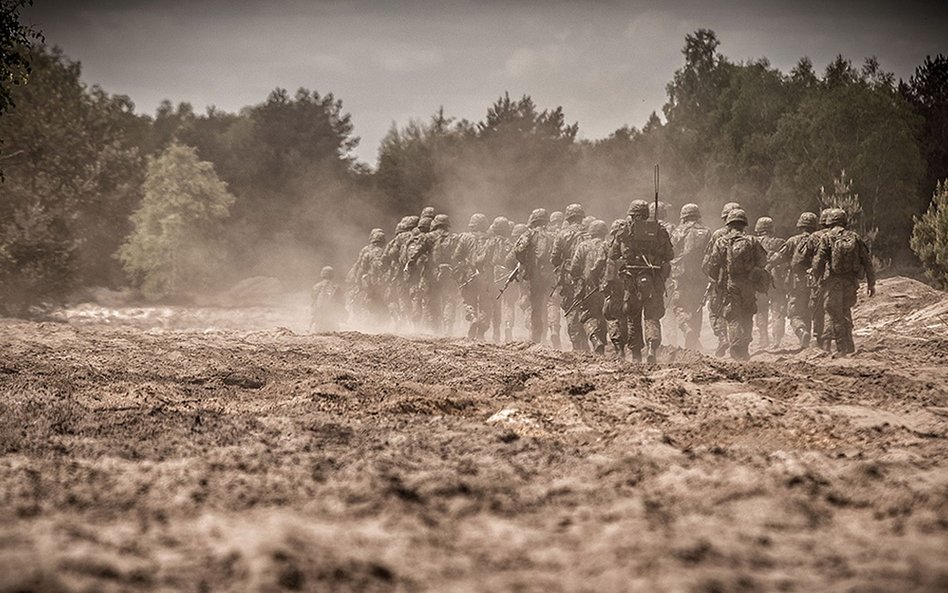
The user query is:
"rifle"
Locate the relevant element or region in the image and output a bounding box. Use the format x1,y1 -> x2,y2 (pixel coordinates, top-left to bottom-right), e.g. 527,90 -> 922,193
458,269 -> 480,289
564,284 -> 598,316
496,263 -> 522,300
697,281 -> 714,314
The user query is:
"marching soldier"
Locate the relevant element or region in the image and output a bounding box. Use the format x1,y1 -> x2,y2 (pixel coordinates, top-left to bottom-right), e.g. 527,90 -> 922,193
769,212 -> 818,348
670,203 -> 710,350
606,200 -> 674,363
551,203 -> 590,351
569,219 -> 609,354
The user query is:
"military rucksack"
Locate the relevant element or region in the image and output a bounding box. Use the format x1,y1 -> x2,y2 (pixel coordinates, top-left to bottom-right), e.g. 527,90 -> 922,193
829,229 -> 861,276
725,233 -> 758,277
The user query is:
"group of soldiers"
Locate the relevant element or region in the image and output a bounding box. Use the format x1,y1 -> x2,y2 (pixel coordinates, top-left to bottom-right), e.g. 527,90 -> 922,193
312,198 -> 875,361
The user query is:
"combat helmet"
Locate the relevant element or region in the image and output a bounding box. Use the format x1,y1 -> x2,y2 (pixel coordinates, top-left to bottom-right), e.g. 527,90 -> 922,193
320,266 -> 334,279
511,223 -> 528,238
369,228 -> 386,245
549,211 -> 565,228
721,202 -> 741,220
420,206 -> 435,219
755,217 -> 774,234
490,216 -> 511,236
528,208 -> 550,227
628,199 -> 650,220
818,209 -> 832,228
796,212 -> 818,231
432,214 -> 451,230
725,208 -> 748,227
469,213 -> 488,232
582,215 -> 595,230
396,215 -> 416,234
565,203 -> 585,222
417,216 -> 433,232
826,208 -> 848,227
680,203 -> 701,222
589,219 -> 608,239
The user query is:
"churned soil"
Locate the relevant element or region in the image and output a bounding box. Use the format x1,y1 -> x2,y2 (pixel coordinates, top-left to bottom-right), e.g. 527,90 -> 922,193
0,277 -> 946,592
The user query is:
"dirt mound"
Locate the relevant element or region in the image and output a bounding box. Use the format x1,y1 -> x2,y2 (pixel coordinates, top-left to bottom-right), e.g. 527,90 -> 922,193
0,316 -> 945,592
854,276 -> 947,335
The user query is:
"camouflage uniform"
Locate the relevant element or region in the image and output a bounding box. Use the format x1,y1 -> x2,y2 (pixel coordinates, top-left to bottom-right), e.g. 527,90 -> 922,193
569,219 -> 608,354
705,202 -> 743,356
669,204 -> 710,350
811,209 -> 875,356
754,217 -> 787,349
404,216 -> 434,329
485,217 -> 513,342
455,213 -> 493,340
546,211 -> 566,348
505,223 -> 528,341
420,215 -> 461,334
346,228 -> 388,326
769,212 -> 818,348
383,216 -> 419,327
602,219 -> 630,358
791,210 -> 832,349
515,209 -> 555,344
703,209 -> 768,361
606,200 -> 674,363
552,203 -> 591,351
311,266 -> 346,332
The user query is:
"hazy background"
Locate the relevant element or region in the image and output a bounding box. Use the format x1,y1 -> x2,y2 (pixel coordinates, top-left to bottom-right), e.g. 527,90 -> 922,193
25,0 -> 948,165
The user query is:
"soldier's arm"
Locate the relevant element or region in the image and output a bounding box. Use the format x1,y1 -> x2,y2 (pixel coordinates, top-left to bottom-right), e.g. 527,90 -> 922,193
811,235 -> 829,281
568,243 -> 585,281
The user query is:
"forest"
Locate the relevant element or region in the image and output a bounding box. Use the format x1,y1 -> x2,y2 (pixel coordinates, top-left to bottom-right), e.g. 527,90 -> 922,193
2,26 -> 947,312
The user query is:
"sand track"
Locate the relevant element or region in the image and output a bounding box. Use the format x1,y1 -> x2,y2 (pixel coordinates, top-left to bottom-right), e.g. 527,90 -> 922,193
0,277 -> 946,592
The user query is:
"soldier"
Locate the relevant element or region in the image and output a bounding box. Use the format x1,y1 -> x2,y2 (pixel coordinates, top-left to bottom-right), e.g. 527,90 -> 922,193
792,209 -> 832,349
754,217 -> 787,349
420,206 -> 436,220
547,210 -> 566,348
383,215 -> 419,327
702,209 -> 769,361
486,216 -> 514,342
569,219 -> 609,354
705,201 -> 742,356
514,208 -> 556,344
607,199 -> 674,363
455,213 -> 492,340
603,219 -> 630,359
404,216 -> 434,329
551,203 -> 590,351
411,214 -> 461,335
670,203 -> 711,350
769,212 -> 818,348
310,266 -> 345,332
507,223 -> 529,341
811,208 -> 875,356
347,228 -> 388,326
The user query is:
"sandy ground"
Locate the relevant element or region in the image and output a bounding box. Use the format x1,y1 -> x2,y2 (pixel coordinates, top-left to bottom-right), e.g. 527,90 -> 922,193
0,277 -> 946,592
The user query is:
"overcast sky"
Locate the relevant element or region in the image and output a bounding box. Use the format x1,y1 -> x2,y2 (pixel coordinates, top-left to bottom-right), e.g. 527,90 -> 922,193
25,0 -> 948,165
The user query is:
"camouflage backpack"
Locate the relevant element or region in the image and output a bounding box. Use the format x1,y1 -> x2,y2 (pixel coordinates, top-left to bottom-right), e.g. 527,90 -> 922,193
725,233 -> 758,277
829,229 -> 861,276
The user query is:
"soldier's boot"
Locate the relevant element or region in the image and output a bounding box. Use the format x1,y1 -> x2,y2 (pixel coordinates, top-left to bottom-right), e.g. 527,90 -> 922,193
613,345 -> 626,361
549,330 -> 561,350
646,340 -> 659,365
729,344 -> 749,361
714,341 -> 728,358
629,348 -> 642,363
594,343 -> 605,356
795,327 -> 810,349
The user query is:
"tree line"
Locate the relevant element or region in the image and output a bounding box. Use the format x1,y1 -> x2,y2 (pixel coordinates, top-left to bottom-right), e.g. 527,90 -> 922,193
1,29 -> 947,313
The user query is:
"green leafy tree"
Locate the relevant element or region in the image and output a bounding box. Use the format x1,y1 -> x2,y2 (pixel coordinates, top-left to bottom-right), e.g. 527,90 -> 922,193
910,181 -> 948,288
902,55 -> 948,207
770,56 -> 924,256
119,143 -> 235,299
0,0 -> 41,124
0,45 -> 145,312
